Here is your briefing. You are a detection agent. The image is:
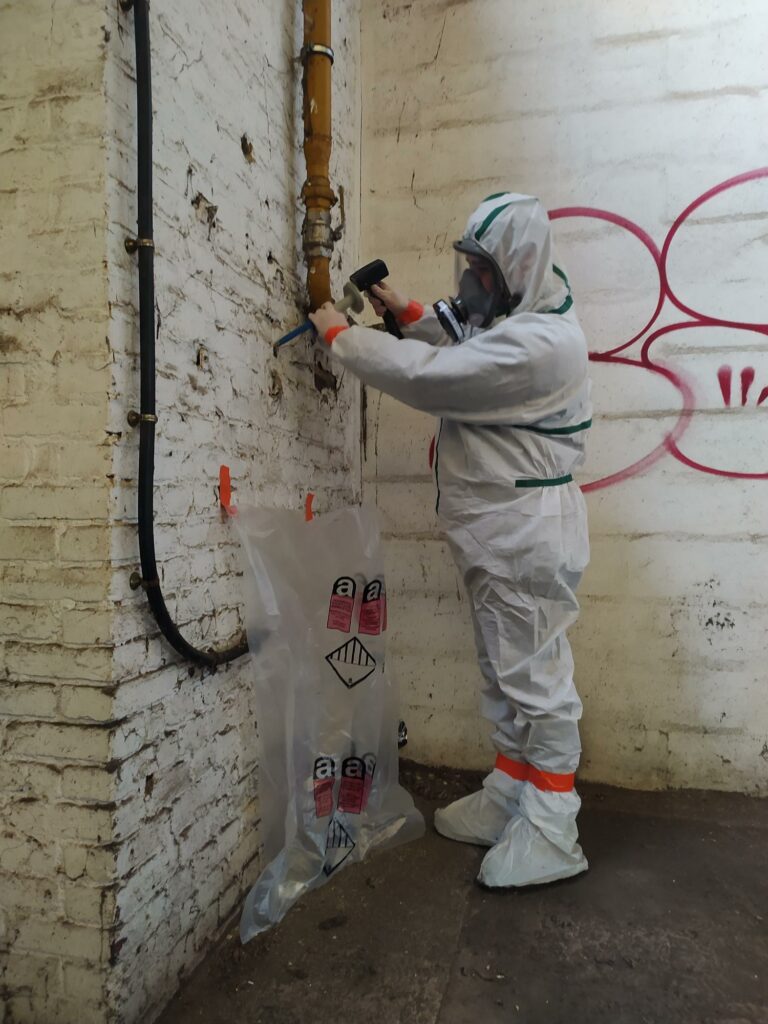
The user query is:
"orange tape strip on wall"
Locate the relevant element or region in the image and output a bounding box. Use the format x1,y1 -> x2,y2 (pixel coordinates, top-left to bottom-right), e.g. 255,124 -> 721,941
219,465 -> 234,514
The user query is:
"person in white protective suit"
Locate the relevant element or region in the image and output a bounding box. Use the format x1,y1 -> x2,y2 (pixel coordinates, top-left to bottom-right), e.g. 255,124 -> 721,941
309,193 -> 592,888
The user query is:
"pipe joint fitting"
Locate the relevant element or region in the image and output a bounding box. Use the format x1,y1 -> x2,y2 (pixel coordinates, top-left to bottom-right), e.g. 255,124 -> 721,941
301,177 -> 336,208
302,209 -> 334,258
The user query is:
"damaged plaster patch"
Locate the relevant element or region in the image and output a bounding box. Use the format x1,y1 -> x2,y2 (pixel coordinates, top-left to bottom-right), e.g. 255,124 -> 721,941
191,192 -> 218,238
240,134 -> 255,163
703,608 -> 736,631
701,602 -> 736,646
0,333 -> 21,353
313,359 -> 338,394
268,369 -> 283,400
694,579 -> 737,647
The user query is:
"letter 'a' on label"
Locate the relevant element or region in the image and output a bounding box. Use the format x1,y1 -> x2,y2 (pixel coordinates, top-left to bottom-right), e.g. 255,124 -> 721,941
337,756 -> 366,814
359,579 -> 386,636
327,576 -> 356,633
313,755 -> 336,818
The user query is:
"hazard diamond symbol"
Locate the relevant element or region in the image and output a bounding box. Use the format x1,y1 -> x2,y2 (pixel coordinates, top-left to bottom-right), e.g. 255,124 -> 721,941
323,815 -> 356,876
325,637 -> 376,689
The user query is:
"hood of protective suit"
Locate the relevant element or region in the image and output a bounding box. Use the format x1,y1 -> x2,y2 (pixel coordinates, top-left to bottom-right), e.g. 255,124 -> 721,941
460,193 -> 572,316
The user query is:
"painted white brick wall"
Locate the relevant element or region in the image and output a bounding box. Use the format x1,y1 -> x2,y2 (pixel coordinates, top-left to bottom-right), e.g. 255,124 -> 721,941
360,0 -> 768,793
2,0 -> 361,1021
104,1 -> 361,1021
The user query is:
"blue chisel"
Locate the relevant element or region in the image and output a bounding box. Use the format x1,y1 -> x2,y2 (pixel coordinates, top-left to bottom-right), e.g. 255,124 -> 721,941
273,281 -> 365,352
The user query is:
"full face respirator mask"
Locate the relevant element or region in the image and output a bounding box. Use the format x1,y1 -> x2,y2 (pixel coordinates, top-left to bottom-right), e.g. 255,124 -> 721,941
433,238 -> 519,343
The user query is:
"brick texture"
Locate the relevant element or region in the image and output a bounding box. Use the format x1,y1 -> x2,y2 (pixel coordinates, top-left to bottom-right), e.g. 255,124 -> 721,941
1,0 -> 361,1021
102,1 -> 361,1022
0,1 -> 115,1021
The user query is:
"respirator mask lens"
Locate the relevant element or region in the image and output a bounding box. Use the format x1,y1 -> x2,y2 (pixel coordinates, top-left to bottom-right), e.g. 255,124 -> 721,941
433,239 -> 511,342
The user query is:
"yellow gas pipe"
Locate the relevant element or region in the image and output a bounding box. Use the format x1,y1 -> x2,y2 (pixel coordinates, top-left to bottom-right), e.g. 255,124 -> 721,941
301,0 -> 337,310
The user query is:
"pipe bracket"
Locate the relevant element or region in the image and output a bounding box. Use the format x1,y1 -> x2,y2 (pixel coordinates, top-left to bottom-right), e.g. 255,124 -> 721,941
127,410 -> 158,427
301,43 -> 334,64
129,572 -> 160,591
125,236 -> 155,254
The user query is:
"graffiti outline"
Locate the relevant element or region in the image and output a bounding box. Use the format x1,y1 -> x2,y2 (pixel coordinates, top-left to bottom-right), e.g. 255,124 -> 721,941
550,166 -> 768,488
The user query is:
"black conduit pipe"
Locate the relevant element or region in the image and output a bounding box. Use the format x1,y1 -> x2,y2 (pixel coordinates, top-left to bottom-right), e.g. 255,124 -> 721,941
125,0 -> 248,668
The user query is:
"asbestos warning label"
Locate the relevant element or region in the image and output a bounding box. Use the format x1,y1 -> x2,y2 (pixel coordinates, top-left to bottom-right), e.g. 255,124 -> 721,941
325,637 -> 376,689
327,576 -> 356,633
359,579 -> 386,636
313,755 -> 336,818
323,816 -> 356,876
337,756 -> 366,814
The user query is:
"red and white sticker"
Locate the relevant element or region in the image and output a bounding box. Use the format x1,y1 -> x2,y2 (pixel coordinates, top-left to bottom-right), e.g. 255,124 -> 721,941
327,576 -> 356,633
358,579 -> 386,636
337,756 -> 366,814
313,755 -> 336,818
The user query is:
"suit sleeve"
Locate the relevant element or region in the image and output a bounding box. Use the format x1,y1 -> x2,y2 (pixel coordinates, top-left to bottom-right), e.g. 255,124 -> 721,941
329,316 -> 587,425
398,305 -> 453,347
329,324 -> 527,423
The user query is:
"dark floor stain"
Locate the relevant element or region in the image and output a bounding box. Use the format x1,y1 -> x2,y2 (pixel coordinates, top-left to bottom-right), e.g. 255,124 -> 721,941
317,913 -> 347,931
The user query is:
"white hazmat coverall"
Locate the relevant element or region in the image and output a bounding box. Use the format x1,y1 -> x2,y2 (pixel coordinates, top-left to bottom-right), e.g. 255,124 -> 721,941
325,194 -> 592,887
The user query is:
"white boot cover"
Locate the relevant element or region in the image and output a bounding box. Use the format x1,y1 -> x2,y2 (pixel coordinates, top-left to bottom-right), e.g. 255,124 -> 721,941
477,782 -> 587,887
434,768 -> 524,847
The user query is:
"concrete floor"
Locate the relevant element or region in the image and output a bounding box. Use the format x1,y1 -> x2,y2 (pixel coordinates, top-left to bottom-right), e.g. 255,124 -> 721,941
158,763 -> 768,1024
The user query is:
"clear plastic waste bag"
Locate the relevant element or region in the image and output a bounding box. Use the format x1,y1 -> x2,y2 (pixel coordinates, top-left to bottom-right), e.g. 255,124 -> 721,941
235,503 -> 424,941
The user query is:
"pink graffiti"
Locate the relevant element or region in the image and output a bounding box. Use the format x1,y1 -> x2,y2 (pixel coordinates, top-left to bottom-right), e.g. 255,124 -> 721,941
580,355 -> 694,494
741,367 -> 755,407
660,167 -> 768,329
717,366 -> 733,406
548,207 -> 664,357
642,324 -> 768,480
718,366 -> 763,407
550,168 -> 768,489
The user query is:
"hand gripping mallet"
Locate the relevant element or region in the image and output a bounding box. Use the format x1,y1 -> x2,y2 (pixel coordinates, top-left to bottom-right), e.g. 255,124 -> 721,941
273,280 -> 365,353
348,258 -> 403,338
273,258 -> 401,352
